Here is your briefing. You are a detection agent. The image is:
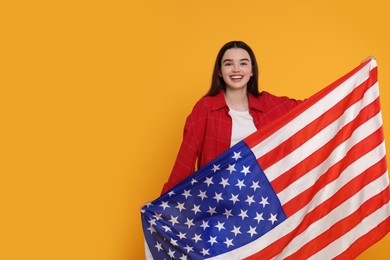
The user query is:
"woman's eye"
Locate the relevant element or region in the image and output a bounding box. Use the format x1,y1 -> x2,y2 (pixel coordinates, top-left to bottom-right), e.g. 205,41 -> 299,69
241,62 -> 248,66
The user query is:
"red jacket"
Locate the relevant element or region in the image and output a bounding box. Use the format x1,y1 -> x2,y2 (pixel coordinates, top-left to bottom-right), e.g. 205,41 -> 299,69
161,91 -> 301,194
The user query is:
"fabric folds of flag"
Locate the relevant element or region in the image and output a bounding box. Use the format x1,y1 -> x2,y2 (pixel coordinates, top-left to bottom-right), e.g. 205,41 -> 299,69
141,59 -> 390,259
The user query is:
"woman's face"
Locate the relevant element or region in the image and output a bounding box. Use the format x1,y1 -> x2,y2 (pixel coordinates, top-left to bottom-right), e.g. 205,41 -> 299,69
219,48 -> 253,91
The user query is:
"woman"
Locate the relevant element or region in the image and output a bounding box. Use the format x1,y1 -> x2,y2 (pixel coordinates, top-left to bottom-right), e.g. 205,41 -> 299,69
161,41 -> 301,194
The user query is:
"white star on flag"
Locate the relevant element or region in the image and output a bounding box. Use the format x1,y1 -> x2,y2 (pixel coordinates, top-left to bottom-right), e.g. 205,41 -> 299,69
231,226 -> 242,236
212,164 -> 221,172
224,238 -> 234,248
192,233 -> 202,243
229,194 -> 240,204
159,201 -> 170,210
254,212 -> 264,223
182,189 -> 192,199
197,190 -> 208,200
215,221 -> 226,231
238,209 -> 249,220
169,215 -> 179,226
226,164 -> 236,173
268,213 -> 278,225
251,181 -> 261,191
208,236 -> 218,246
232,151 -> 242,160
241,165 -> 251,176
219,177 -> 230,188
247,226 -> 258,237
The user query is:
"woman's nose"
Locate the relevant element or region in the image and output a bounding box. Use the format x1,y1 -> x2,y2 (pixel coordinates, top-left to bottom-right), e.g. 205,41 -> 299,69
232,65 -> 240,72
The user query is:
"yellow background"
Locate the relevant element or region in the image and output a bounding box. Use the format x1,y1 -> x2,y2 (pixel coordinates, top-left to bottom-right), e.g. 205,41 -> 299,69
1,0 -> 390,259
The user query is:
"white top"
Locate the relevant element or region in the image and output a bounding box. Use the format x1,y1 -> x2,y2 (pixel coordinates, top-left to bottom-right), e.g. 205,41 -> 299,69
228,109 -> 257,147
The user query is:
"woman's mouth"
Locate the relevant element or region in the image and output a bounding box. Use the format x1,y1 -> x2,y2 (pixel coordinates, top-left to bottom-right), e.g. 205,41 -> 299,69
230,75 -> 243,81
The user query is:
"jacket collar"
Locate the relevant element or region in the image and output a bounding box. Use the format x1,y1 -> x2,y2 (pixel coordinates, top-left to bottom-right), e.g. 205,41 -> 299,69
210,91 -> 228,111
211,91 -> 264,111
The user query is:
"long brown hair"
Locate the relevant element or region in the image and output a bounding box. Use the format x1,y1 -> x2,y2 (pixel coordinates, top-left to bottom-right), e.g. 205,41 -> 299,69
205,41 -> 260,97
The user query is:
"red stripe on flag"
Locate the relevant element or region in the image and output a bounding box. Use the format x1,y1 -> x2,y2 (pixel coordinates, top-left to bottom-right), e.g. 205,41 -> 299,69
269,98 -> 381,195
258,71 -> 378,172
283,163 -> 389,259
333,215 -> 390,259
282,128 -> 385,216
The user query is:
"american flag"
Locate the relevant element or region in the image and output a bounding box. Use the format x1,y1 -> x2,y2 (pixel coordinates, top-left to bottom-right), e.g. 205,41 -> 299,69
141,59 -> 390,259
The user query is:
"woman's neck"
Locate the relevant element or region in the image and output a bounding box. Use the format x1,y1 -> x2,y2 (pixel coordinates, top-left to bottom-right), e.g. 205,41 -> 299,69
224,89 -> 249,111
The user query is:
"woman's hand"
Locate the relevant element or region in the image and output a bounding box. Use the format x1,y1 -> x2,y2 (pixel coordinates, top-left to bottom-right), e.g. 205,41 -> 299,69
361,56 -> 376,63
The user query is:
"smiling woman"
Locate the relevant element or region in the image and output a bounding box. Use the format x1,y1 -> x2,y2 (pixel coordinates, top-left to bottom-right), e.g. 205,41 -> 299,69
160,40 -> 302,194
220,48 -> 254,111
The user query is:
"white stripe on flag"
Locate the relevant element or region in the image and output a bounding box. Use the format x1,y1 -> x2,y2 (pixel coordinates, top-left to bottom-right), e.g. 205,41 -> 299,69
275,170 -> 389,259
144,239 -> 153,260
278,112 -> 383,204
309,193 -> 390,260
264,82 -> 379,183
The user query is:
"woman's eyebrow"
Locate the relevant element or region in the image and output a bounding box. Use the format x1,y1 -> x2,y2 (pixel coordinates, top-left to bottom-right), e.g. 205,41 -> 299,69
222,59 -> 233,63
222,58 -> 250,63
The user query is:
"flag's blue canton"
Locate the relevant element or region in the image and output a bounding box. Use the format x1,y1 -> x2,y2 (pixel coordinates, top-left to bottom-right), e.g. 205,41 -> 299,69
141,141 -> 287,259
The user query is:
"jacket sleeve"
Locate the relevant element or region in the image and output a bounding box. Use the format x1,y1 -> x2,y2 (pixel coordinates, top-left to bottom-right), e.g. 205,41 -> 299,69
160,100 -> 207,195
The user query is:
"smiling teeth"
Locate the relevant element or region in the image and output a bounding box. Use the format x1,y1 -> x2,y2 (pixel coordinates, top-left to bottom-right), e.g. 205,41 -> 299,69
231,76 -> 243,79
